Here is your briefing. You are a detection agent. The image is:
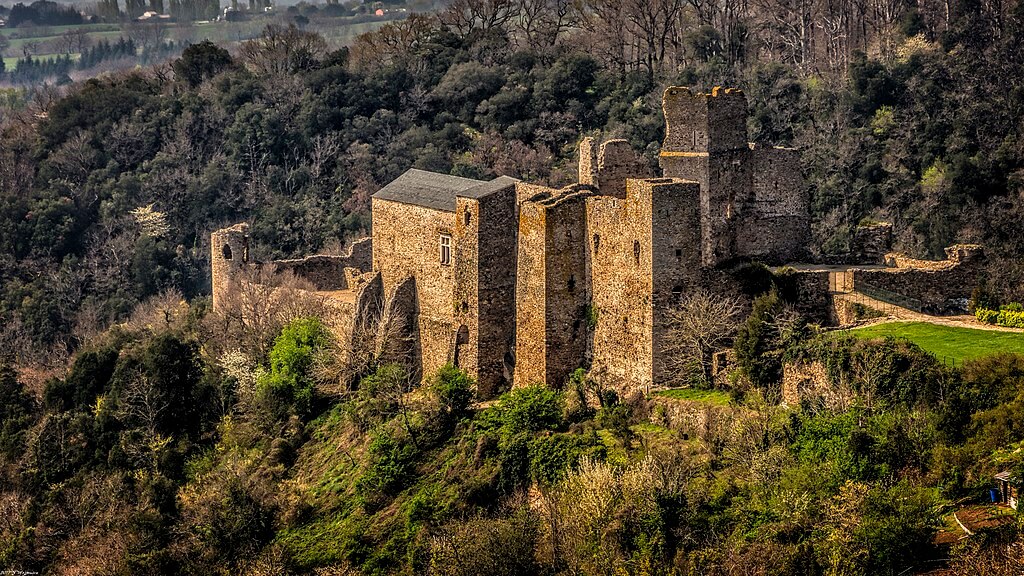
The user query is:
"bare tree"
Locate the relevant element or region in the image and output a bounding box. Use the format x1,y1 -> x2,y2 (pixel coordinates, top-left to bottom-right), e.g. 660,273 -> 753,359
202,265 -> 329,361
56,28 -> 91,55
239,24 -> 327,76
314,298 -> 411,396
514,0 -> 582,48
580,0 -> 630,74
438,0 -> 519,38
662,289 -> 743,387
753,0 -> 818,67
123,21 -> 167,53
348,14 -> 438,71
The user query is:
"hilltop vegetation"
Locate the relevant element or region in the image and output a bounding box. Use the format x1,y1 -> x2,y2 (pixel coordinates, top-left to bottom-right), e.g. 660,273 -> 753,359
3,1 -> 1024,574
2,289 -> 1024,574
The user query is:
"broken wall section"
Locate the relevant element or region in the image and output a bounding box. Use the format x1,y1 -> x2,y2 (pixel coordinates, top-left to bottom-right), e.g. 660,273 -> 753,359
265,238 -> 372,291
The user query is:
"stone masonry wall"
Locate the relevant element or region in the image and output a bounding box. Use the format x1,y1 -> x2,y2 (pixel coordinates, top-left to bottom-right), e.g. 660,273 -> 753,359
659,86 -> 810,268
781,360 -> 831,406
265,238 -> 372,291
586,178 -> 703,395
854,244 -> 985,313
649,180 -> 704,388
587,182 -> 654,392
514,193 -> 549,386
704,148 -> 752,266
783,270 -> 832,325
514,186 -> 592,388
660,86 -> 747,155
852,223 -> 893,264
738,146 -> 810,264
455,182 -> 518,397
372,198 -> 458,383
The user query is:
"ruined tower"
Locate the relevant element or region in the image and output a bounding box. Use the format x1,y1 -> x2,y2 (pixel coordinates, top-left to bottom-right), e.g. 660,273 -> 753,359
210,222 -> 250,310
659,86 -> 751,267
659,86 -> 809,266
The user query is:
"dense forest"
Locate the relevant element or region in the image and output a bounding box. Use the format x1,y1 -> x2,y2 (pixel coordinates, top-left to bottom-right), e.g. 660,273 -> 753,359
3,0 -> 1024,574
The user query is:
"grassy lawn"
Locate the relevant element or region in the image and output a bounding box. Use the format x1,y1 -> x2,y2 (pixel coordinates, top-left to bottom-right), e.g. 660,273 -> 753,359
654,388 -> 733,406
845,321 -> 1024,364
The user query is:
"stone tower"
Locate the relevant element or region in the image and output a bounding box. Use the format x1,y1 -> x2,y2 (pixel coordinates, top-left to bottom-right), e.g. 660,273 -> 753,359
659,86 -> 752,267
210,222 -> 250,310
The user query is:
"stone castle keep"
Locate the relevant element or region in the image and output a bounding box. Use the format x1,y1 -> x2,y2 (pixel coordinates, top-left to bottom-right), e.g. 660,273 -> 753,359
211,87 -> 985,398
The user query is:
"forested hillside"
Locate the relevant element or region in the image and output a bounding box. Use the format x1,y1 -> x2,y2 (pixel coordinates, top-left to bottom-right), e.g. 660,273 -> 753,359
3,1 -> 1024,574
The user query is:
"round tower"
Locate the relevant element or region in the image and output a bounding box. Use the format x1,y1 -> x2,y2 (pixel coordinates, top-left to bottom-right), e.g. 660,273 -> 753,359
211,222 -> 250,310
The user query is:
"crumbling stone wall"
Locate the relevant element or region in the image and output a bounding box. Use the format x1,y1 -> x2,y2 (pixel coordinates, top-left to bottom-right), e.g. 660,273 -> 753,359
781,360 -> 831,406
578,138 -> 645,198
578,137 -> 599,186
661,86 -> 747,157
783,269 -> 832,324
265,238 -> 372,290
852,223 -> 893,264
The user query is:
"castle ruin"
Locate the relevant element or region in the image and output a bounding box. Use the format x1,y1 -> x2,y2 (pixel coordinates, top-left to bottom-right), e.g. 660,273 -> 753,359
211,87 -> 985,398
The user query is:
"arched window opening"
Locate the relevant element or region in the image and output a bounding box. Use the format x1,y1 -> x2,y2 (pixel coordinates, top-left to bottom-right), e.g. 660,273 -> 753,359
633,240 -> 641,264
222,244 -> 233,260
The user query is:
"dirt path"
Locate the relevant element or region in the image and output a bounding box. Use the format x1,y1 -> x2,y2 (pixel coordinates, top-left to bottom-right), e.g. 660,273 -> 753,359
835,291 -> 1024,333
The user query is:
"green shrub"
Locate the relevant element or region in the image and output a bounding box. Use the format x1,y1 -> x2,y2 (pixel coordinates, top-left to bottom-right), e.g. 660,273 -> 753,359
529,433 -> 605,485
735,290 -> 786,394
430,364 -> 475,425
974,305 -> 1024,328
481,385 -> 564,439
356,430 -> 418,510
258,317 -> 329,420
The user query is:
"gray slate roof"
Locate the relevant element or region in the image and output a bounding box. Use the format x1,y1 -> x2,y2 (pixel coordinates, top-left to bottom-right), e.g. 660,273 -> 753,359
372,169 -> 516,212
